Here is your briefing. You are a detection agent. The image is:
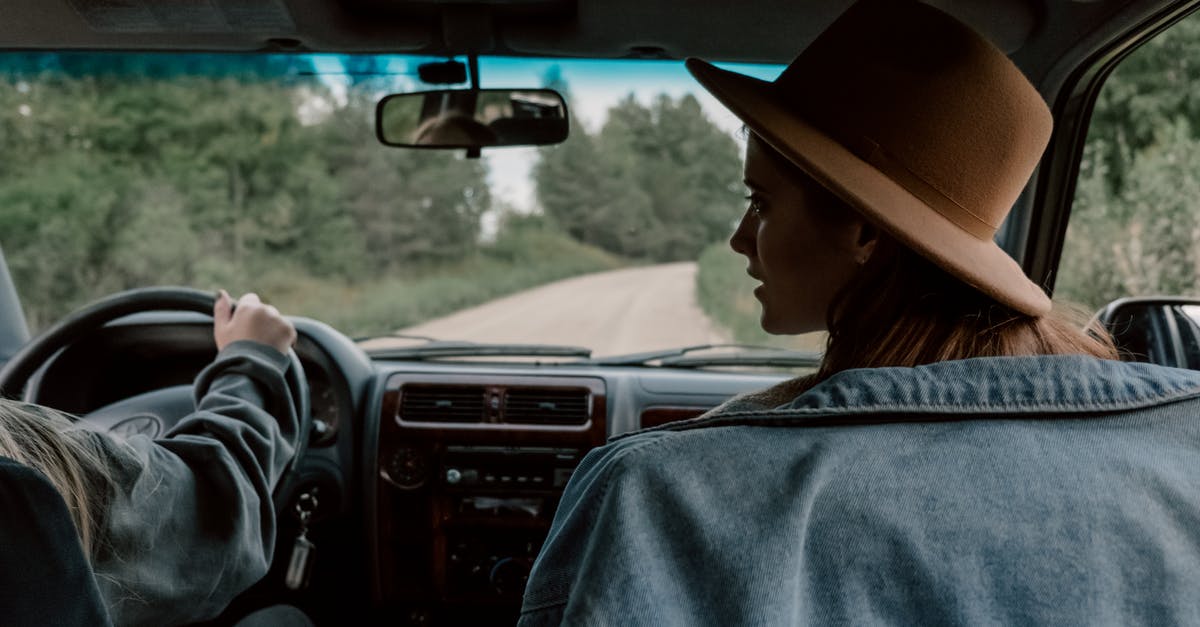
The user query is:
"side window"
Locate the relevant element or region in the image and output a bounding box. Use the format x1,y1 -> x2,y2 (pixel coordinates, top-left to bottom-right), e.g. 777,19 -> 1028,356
1057,12 -> 1200,312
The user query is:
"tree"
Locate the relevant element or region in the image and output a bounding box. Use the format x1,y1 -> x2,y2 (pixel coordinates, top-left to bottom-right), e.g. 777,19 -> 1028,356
1060,120 -> 1200,307
1058,14 -> 1200,309
534,91 -> 742,261
0,51 -> 494,326
1085,17 -> 1200,196
320,89 -> 491,273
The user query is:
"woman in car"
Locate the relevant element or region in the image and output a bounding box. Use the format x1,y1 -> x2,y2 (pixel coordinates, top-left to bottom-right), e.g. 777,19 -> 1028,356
519,0 -> 1200,624
0,290 -> 300,626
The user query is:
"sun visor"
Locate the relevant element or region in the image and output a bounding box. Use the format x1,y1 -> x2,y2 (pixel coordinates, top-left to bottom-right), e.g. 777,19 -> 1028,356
501,0 -> 846,64
66,0 -> 297,34
4,0 -> 433,52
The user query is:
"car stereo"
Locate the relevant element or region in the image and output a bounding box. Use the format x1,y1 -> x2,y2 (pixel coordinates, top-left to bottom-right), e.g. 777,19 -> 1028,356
372,373 -> 607,626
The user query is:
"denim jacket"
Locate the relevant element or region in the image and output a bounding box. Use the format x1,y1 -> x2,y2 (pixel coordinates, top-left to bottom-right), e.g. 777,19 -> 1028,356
518,355 -> 1200,626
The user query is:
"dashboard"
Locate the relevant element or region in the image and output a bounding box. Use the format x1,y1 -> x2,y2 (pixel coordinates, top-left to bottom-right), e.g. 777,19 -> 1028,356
25,314 -> 789,626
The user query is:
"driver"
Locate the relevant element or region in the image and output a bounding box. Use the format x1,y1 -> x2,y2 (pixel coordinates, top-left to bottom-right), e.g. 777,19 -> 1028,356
0,290 -> 299,626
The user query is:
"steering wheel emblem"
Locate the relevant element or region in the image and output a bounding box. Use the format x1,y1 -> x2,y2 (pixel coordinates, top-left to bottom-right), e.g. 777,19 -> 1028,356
110,414 -> 163,439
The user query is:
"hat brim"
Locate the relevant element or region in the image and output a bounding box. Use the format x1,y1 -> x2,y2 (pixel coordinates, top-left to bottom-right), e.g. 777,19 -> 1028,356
686,58 -> 1051,317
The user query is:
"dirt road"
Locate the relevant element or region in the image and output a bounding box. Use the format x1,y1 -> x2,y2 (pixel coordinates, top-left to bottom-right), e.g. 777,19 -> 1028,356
386,262 -> 730,357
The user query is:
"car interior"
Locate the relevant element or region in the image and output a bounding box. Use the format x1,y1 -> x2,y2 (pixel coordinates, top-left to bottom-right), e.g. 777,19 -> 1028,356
2,0 -> 1199,625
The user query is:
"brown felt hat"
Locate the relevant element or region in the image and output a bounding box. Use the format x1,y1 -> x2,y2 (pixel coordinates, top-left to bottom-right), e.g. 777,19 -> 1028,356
687,0 -> 1053,316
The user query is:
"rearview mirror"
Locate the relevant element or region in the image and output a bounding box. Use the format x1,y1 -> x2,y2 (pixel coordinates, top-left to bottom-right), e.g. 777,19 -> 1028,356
376,88 -> 569,150
1094,297 -> 1200,369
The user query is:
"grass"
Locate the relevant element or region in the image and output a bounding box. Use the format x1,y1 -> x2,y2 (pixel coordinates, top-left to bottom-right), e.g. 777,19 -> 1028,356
247,227 -> 628,338
694,242 -> 826,352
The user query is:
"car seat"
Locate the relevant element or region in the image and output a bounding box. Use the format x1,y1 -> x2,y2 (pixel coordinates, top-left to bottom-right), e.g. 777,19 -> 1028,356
0,456 -> 112,627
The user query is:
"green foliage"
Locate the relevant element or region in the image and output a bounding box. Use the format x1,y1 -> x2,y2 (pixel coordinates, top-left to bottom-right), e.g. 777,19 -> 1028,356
1060,119 -> 1200,308
319,90 -> 491,272
1058,14 -> 1200,309
1086,20 -> 1200,196
0,58 -> 492,330
535,93 -> 742,261
694,242 -> 825,352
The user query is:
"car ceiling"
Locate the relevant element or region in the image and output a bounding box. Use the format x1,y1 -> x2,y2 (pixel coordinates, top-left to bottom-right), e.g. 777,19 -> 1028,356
0,1 -> 1189,82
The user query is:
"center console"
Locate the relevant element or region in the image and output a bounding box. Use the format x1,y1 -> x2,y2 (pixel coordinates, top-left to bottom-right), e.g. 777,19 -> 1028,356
372,372 -> 607,626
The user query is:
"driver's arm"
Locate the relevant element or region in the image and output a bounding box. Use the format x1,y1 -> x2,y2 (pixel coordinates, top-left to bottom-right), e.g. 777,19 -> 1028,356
85,292 -> 299,627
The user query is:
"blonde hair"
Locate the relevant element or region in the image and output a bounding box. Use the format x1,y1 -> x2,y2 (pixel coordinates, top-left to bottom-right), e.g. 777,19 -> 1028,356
818,234 -> 1118,382
0,400 -> 111,557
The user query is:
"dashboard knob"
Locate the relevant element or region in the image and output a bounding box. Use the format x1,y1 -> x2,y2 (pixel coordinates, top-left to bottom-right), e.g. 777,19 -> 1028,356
446,468 -> 462,484
384,447 -> 428,489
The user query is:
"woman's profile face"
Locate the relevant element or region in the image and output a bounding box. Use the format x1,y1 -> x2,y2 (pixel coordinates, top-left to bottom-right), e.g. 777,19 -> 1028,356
731,135 -> 873,334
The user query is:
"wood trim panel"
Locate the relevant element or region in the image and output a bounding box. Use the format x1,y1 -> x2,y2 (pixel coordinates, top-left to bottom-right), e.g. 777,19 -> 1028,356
374,372 -> 607,615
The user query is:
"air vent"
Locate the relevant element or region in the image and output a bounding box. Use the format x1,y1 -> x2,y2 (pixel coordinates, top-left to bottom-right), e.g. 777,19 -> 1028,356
504,388 -> 590,425
400,385 -> 485,423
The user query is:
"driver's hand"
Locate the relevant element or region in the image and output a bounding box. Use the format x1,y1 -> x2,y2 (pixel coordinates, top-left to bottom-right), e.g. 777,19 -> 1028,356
214,290 -> 297,354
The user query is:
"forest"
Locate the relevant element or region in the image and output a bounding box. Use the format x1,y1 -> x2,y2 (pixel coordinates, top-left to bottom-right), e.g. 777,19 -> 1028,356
1056,14 -> 1200,310
0,11 -> 1197,341
0,53 -> 740,335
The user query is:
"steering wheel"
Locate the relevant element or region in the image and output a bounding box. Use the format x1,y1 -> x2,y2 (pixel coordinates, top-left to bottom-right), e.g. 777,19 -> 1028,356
0,286 -> 312,513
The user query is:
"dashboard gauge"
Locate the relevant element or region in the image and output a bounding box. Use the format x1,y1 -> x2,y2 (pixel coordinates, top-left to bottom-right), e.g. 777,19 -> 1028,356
306,367 -> 340,445
383,446 -> 429,489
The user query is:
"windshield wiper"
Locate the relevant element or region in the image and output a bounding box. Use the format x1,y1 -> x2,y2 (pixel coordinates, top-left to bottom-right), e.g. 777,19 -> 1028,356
658,350 -> 822,369
365,340 -> 592,360
352,332 -> 439,343
577,344 -> 820,367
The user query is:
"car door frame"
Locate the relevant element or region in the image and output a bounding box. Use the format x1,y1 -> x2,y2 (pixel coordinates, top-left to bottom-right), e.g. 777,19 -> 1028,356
1007,0 -> 1200,296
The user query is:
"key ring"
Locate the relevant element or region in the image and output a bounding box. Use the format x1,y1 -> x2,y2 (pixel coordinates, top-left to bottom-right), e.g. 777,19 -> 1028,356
295,489 -> 319,525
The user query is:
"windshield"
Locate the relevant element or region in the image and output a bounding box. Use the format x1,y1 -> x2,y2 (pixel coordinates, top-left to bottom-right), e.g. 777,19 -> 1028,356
0,52 -> 820,358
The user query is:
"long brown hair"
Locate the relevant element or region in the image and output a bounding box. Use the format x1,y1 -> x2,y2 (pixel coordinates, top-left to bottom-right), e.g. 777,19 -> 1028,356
817,234 -> 1118,382
0,401 -> 112,557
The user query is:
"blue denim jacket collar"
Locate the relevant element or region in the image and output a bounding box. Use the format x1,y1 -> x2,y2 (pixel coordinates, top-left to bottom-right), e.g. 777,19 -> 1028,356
618,355 -> 1200,440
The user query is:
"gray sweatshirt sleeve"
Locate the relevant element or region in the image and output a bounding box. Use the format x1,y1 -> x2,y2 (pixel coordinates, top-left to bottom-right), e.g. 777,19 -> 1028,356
87,340 -> 299,627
